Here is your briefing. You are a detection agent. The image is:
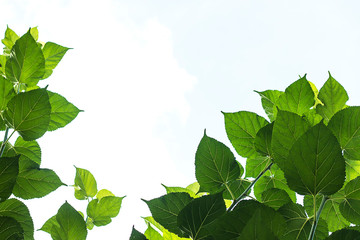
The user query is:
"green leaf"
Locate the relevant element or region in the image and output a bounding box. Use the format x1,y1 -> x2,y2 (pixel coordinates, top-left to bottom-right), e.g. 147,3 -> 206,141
303,109 -> 323,126
261,188 -> 292,210
12,168 -> 64,199
47,91 -> 82,131
304,193 -> 350,232
29,27 -> 38,41
51,202 -> 87,240
223,111 -> 269,158
4,88 -> 51,141
339,176 -> 360,224
254,122 -> 273,157
11,136 -> 41,171
1,26 -> 19,54
271,110 -> 310,171
245,155 -> 272,178
87,196 -> 124,227
39,215 -> 58,234
144,224 -> 163,240
0,75 -> 16,112
0,55 -> 7,75
143,192 -> 193,237
346,159 -> 360,181
130,226 -> 148,240
276,75 -> 315,115
96,189 -> 115,200
223,179 -> 251,200
316,73 -> 348,123
255,89 -> 283,121
195,131 -> 241,198
42,42 -> 71,79
326,229 -> 360,240
74,167 -> 97,200
278,202 -> 328,240
162,185 -> 198,198
5,30 -> 45,87
284,122 -> 345,195
328,106 -> 360,160
177,192 -> 226,239
0,216 -> 24,239
0,156 -> 19,202
0,198 -> 34,240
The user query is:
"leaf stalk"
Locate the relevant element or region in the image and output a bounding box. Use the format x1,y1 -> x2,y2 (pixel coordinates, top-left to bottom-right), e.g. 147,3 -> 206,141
308,195 -> 328,240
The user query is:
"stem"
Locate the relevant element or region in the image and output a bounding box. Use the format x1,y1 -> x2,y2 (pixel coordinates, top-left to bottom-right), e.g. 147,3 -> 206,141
228,162 -> 273,212
308,195 -> 328,240
0,127 -> 9,158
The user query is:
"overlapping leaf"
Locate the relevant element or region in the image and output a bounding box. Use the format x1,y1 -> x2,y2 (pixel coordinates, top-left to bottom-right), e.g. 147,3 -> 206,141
245,155 -> 272,178
326,228 -> 360,239
42,42 -> 71,79
0,216 -> 24,239
1,26 -> 19,54
0,156 -> 19,202
255,89 -> 283,121
254,122 -> 273,157
87,196 -> 124,227
130,226 -> 148,240
261,188 -> 292,210
223,111 -> 268,158
0,75 -> 15,112
74,167 -> 97,200
339,177 -> 360,224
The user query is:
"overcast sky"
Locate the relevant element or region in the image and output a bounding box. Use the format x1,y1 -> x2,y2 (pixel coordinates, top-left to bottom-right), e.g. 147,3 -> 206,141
2,0 -> 360,239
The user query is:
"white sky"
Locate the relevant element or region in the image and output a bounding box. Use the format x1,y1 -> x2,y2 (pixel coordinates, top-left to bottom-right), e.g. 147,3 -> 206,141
2,0 -> 360,239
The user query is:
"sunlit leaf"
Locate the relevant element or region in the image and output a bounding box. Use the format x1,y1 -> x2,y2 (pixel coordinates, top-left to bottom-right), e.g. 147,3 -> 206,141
42,42 -> 71,79
74,167 -> 97,200
255,89 -> 283,121
261,188 -> 292,210
144,224 -> 163,240
39,215 -> 58,234
1,26 -> 19,54
339,177 -> 360,224
245,155 -> 271,178
0,75 -> 15,112
87,196 -> 124,227
254,122 -> 273,157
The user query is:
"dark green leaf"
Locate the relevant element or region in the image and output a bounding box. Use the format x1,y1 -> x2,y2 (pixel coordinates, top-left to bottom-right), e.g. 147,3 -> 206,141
276,76 -> 315,115
255,89 -> 283,121
254,122 -> 273,157
284,122 -> 345,195
42,42 -> 71,79
4,88 -> 51,141
223,179 -> 251,200
47,91 -> 82,131
1,26 -> 19,54
339,176 -> 360,224
0,75 -> 16,112
316,73 -> 348,123
195,131 -> 241,198
177,192 -> 226,239
223,111 -> 268,158
261,188 -> 292,210
326,229 -> 360,240
143,192 -> 193,237
0,198 -> 34,240
245,155 -> 272,178
86,196 -> 124,227
304,193 -> 349,232
5,30 -> 45,87
328,106 -> 360,160
0,156 -> 19,202
0,216 -> 24,240
74,167 -> 97,200
12,136 -> 41,171
51,202 -> 87,240
39,215 -> 58,234
12,168 -> 64,199
130,226 -> 148,240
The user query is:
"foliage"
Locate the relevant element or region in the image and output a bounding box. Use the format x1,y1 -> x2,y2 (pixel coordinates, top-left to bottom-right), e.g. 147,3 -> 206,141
0,26 -> 123,239
131,73 -> 360,239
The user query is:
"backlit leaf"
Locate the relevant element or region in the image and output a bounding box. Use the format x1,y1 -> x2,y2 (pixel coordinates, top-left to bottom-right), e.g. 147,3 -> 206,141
261,188 -> 292,210
74,167 -> 97,200
223,111 -> 268,158
245,155 -> 271,178
339,177 -> 360,224
326,229 -> 360,240
254,122 -> 273,157
1,26 -> 19,54
12,136 -> 41,171
39,215 -> 58,234
0,75 -> 16,112
255,89 -> 283,121
4,88 -> 51,141
87,196 -> 124,227
144,224 -> 163,240
346,159 -> 360,181
42,42 -> 71,79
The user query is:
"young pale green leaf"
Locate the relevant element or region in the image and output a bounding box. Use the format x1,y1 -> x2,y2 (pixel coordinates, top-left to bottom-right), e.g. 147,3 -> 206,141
195,131 -> 241,197
261,188 -> 292,210
47,91 -> 82,131
255,89 -> 283,121
0,198 -> 34,240
5,30 -> 45,87
245,155 -> 272,178
74,167 -> 97,200
0,75 -> 16,112
316,73 -> 348,123
87,196 -> 124,227
303,109 -> 323,126
143,192 -> 193,237
284,122 -> 345,196
144,224 -> 163,240
29,27 -> 38,41
346,159 -> 360,181
96,189 -> 115,200
0,156 -> 19,202
328,106 -> 360,160
1,26 -> 19,54
223,111 -> 269,158
162,184 -> 198,198
339,176 -> 360,224
51,202 -> 87,240
39,215 -> 58,234
0,216 -> 24,239
271,110 -> 310,171
130,226 -> 148,240
42,42 -> 71,79
326,229 -> 360,240
276,76 -> 315,115
12,168 -> 65,199
0,55 -> 7,75
278,202 -> 328,240
177,192 -> 226,240
304,193 -> 350,232
4,88 -> 51,141
254,122 -> 273,157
